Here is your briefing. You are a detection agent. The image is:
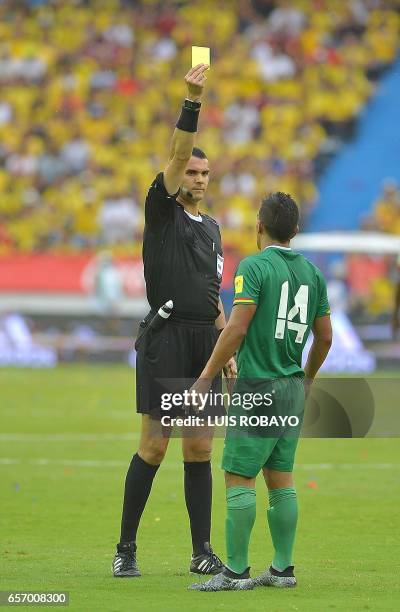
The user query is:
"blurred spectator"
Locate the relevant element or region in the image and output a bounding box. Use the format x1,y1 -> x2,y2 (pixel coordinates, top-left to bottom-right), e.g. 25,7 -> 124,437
220,169 -> 257,196
0,312 -> 57,367
268,1 -> 305,35
224,99 -> 261,143
0,101 -> 12,125
61,132 -> 90,174
93,252 -> 123,316
256,47 -> 296,82
104,21 -> 134,47
97,195 -> 139,244
371,178 -> 400,233
355,178 -> 400,318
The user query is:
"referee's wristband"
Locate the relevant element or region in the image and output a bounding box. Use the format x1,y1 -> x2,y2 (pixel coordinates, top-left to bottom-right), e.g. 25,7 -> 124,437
184,98 -> 201,110
176,99 -> 201,133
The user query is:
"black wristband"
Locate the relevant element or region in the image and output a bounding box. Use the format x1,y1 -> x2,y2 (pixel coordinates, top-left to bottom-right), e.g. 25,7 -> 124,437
184,98 -> 201,111
176,99 -> 201,133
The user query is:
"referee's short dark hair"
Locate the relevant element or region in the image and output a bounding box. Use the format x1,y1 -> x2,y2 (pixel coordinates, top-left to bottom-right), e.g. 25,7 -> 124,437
192,147 -> 207,159
259,192 -> 299,242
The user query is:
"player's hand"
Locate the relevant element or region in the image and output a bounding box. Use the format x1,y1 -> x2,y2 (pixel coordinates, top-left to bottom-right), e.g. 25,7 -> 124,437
304,377 -> 314,399
185,64 -> 208,102
185,378 -> 212,414
223,357 -> 237,395
223,357 -> 237,378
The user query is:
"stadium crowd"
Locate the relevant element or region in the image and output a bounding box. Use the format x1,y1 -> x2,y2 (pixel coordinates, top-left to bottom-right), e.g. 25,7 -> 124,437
0,0 -> 399,256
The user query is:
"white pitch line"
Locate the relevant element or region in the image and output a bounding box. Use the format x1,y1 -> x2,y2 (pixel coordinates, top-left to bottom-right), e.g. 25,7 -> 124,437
298,463 -> 399,470
34,458 -> 126,467
0,433 -> 139,442
0,458 -> 399,470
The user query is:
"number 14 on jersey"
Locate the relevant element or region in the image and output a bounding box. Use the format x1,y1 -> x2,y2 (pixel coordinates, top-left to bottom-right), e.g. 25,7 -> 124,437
275,281 -> 309,344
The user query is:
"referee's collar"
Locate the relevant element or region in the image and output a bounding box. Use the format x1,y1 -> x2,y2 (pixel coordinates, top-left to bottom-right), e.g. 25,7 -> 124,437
184,209 -> 202,222
263,245 -> 291,251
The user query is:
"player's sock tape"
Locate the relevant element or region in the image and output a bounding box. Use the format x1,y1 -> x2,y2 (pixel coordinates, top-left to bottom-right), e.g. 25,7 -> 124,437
268,487 -> 296,508
226,486 -> 256,509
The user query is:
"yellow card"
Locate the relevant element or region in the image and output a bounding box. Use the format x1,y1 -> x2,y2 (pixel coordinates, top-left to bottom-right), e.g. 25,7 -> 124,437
192,46 -> 210,69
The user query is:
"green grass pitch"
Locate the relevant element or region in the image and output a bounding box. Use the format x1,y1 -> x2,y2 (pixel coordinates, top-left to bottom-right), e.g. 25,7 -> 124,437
1,366 -> 399,611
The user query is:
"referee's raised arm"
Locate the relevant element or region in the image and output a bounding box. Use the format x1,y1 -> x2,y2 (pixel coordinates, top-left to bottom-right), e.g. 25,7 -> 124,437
163,63 -> 208,196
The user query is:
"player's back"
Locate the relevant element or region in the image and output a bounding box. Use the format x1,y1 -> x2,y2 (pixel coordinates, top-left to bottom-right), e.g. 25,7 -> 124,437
233,246 -> 330,379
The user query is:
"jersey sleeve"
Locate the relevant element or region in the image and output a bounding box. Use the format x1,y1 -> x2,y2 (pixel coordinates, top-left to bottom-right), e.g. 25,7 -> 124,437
315,270 -> 331,317
233,257 -> 262,306
144,172 -> 178,228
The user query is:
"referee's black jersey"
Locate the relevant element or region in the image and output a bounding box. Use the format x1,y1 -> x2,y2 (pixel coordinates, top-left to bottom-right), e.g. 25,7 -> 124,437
143,172 -> 223,322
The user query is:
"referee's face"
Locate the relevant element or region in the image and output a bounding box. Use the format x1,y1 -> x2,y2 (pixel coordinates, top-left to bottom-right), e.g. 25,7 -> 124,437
181,156 -> 210,203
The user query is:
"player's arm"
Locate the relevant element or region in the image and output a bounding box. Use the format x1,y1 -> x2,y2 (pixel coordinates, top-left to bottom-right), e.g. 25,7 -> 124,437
201,304 -> 256,380
215,296 -> 237,378
303,269 -> 332,393
163,64 -> 208,195
304,315 -> 332,389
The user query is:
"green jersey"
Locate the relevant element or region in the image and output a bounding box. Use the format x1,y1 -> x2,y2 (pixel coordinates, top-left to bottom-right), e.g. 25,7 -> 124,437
233,246 -> 330,379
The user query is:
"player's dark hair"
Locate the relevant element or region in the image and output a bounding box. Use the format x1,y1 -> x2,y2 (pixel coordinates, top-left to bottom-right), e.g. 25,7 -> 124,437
192,147 -> 207,159
259,192 -> 299,242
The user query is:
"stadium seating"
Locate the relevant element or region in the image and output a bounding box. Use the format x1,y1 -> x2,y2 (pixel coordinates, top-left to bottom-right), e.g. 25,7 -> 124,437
0,0 -> 399,255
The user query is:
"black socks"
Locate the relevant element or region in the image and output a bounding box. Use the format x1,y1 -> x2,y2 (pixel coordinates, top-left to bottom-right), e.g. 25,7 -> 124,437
119,453 -> 160,544
119,455 -> 213,555
184,460 -> 212,555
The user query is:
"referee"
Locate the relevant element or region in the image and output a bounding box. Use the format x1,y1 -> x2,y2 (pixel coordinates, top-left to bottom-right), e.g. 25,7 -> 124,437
112,64 -> 236,577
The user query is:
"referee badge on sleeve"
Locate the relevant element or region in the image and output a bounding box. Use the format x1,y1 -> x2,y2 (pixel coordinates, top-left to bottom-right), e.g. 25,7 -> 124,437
235,275 -> 243,294
217,253 -> 224,279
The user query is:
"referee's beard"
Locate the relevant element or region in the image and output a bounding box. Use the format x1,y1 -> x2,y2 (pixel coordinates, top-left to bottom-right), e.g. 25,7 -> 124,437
177,187 -> 204,208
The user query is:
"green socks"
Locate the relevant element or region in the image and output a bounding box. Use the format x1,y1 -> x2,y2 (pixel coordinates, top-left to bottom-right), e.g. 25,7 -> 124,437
225,486 -> 256,574
225,486 -> 297,574
267,487 -> 298,571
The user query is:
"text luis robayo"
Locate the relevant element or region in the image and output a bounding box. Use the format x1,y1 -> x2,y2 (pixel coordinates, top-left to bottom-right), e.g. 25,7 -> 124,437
159,390 -> 301,428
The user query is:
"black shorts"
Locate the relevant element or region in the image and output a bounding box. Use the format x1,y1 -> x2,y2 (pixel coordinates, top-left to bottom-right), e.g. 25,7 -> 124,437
135,317 -> 223,420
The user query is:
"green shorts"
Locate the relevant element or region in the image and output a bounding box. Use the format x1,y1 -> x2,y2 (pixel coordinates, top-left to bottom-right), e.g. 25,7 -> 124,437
221,377 -> 305,477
